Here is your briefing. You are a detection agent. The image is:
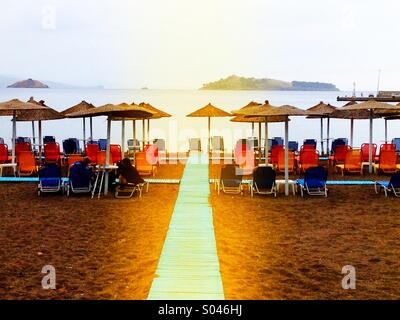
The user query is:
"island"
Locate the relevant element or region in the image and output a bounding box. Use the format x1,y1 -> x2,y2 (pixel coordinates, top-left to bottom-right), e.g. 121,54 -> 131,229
201,75 -> 339,91
7,78 -> 49,88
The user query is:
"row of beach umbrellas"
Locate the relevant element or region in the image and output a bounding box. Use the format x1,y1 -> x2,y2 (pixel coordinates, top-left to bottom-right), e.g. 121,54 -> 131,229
1,98 -> 400,195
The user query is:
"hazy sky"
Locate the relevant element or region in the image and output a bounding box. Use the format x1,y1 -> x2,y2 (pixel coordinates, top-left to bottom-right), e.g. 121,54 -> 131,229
1,0 -> 399,90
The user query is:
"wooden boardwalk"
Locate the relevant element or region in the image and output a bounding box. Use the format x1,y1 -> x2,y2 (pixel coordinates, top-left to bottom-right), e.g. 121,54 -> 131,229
148,152 -> 224,300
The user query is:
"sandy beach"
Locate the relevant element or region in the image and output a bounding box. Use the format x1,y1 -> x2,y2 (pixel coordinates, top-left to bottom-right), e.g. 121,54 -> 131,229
211,164 -> 400,299
0,164 -> 183,299
1,159 -> 400,299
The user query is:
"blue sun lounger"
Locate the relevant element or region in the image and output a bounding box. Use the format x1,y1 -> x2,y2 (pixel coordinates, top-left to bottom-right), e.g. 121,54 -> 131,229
67,162 -> 93,196
375,173 -> 400,197
297,166 -> 328,197
38,164 -> 63,196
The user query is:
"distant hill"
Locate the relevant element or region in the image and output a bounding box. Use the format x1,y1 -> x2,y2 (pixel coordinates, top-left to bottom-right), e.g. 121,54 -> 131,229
8,78 -> 49,88
201,75 -> 339,91
0,74 -> 103,89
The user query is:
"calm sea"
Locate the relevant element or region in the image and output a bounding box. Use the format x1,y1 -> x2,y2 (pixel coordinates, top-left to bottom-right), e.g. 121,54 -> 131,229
0,88 -> 392,152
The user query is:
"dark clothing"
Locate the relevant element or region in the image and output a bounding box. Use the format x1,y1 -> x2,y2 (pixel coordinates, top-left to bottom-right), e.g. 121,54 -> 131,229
117,160 -> 144,185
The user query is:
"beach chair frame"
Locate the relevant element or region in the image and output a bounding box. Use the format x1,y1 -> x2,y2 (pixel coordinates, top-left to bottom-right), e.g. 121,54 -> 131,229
298,166 -> 328,197
375,173 -> 400,197
37,164 -> 63,196
218,165 -> 244,195
66,180 -> 92,197
115,181 -> 149,199
250,167 -> 277,197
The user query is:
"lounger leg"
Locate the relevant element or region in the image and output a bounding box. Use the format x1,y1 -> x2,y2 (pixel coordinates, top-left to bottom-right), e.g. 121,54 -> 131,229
98,171 -> 105,199
91,172 -> 100,199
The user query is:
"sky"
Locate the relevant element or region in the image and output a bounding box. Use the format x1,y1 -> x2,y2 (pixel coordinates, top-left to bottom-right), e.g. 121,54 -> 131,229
0,0 -> 399,90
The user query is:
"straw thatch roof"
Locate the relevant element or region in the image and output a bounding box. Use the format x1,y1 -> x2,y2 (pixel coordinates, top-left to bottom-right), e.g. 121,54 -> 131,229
0,98 -> 47,116
61,100 -> 95,116
230,115 -> 288,123
340,100 -> 396,111
233,102 -> 305,117
232,100 -> 278,116
67,102 -> 154,119
139,102 -> 171,119
15,97 -> 64,121
187,103 -> 231,117
259,104 -> 306,117
306,101 -> 336,118
330,101 -> 375,119
112,102 -> 171,120
231,101 -> 288,122
241,101 -> 262,109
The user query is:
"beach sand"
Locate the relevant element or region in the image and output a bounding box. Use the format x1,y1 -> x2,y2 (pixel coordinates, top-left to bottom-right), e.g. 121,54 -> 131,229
211,164 -> 400,299
0,163 -> 183,299
1,158 -> 400,300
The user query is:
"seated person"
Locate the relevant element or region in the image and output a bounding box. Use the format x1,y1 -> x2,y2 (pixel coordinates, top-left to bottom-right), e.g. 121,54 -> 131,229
117,158 -> 144,186
70,157 -> 96,184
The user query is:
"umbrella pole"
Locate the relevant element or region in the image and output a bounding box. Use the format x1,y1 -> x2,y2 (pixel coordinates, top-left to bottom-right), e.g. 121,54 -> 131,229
284,119 -> 289,196
320,118 -> 324,155
133,120 -> 136,162
121,119 -> 126,159
12,111 -> 16,164
385,119 -> 388,143
147,119 -> 150,145
31,121 -> 36,151
38,120 -> 42,161
264,118 -> 269,164
83,117 -> 86,145
104,116 -> 111,196
142,119 -> 145,150
208,117 -> 211,154
90,117 -> 93,140
369,110 -> 373,174
258,122 -> 262,163
326,117 -> 330,155
350,119 -> 354,147
251,122 -> 255,137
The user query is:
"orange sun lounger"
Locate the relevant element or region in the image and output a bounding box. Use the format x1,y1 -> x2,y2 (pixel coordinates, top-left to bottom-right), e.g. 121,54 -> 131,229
96,151 -> 114,166
44,142 -> 61,163
277,149 -> 295,173
85,143 -> 100,164
17,151 -> 37,176
298,148 -> 319,173
135,151 -> 157,176
336,149 -> 362,176
374,149 -> 399,174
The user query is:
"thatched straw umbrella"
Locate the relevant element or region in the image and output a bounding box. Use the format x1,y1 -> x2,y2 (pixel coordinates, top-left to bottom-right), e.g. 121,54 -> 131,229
232,100 -> 279,164
15,98 -> 64,158
374,103 -> 400,143
186,103 -> 231,153
231,112 -> 288,162
61,101 -> 96,145
139,102 -> 171,148
0,99 -> 47,163
67,103 -> 154,195
112,102 -> 171,159
232,104 -> 305,195
306,102 -> 336,154
330,101 -> 378,147
337,100 -> 398,173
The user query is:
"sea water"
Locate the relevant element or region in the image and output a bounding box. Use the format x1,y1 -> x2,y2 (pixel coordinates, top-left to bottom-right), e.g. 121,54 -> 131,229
0,88 -> 393,152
